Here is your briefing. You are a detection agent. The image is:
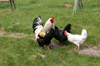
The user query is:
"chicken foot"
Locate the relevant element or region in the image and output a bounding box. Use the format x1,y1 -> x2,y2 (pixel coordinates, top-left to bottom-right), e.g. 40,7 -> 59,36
41,47 -> 43,49
47,45 -> 50,50
74,46 -> 78,50
74,45 -> 80,51
60,42 -> 63,46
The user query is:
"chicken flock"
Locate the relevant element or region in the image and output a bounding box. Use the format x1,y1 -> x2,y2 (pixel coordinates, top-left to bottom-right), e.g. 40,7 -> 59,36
32,16 -> 87,51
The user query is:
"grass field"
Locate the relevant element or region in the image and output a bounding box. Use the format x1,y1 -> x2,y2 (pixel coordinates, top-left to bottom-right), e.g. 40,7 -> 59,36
0,0 -> 100,66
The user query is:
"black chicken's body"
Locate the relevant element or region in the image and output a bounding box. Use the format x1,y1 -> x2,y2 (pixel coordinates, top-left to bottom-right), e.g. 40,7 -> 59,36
54,24 -> 71,45
37,28 -> 55,49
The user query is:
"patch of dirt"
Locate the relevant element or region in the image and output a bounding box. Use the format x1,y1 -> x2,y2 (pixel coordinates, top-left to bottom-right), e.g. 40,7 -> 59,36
5,33 -> 23,38
59,4 -> 72,8
0,27 -> 32,38
95,12 -> 99,15
31,37 -> 36,41
0,27 -> 34,39
64,4 -> 72,8
79,46 -> 100,57
0,27 -> 5,36
49,41 -> 61,48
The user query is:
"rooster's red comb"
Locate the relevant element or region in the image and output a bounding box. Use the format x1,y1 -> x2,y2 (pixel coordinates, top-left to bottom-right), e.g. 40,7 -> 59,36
51,17 -> 54,19
64,31 -> 67,33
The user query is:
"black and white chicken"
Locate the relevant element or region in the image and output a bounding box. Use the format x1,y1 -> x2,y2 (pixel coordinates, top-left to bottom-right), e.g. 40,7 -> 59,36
32,16 -> 55,49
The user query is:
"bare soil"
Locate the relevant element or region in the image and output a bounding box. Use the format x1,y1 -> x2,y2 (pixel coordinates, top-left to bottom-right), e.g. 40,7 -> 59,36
0,28 -> 100,57
60,4 -> 72,8
64,4 -> 72,8
0,27 -> 5,36
79,46 -> 100,57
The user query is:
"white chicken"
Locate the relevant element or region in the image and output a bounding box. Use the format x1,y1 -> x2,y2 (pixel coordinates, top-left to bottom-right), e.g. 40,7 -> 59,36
64,29 -> 87,51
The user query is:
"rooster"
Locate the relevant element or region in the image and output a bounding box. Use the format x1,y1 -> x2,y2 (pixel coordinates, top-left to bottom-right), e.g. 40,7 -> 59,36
32,16 -> 55,49
54,24 -> 71,45
64,29 -> 87,51
33,16 -> 54,39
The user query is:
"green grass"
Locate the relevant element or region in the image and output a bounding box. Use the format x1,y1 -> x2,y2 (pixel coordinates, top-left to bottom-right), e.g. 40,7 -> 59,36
0,37 -> 100,66
0,0 -> 100,66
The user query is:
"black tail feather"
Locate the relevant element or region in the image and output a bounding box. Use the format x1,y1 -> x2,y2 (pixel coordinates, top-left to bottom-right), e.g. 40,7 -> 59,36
63,24 -> 71,33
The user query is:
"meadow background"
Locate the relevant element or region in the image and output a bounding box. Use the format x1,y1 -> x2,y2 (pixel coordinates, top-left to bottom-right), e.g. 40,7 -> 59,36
0,0 -> 100,66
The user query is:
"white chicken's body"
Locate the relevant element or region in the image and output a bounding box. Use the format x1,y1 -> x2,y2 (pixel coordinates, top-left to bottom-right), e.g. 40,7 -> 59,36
65,29 -> 87,51
67,33 -> 86,46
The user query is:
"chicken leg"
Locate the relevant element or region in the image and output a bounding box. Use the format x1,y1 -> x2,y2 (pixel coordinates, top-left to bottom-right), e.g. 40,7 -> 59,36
47,45 -> 50,50
78,45 -> 80,51
74,45 -> 80,51
74,46 -> 78,50
41,47 -> 43,49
